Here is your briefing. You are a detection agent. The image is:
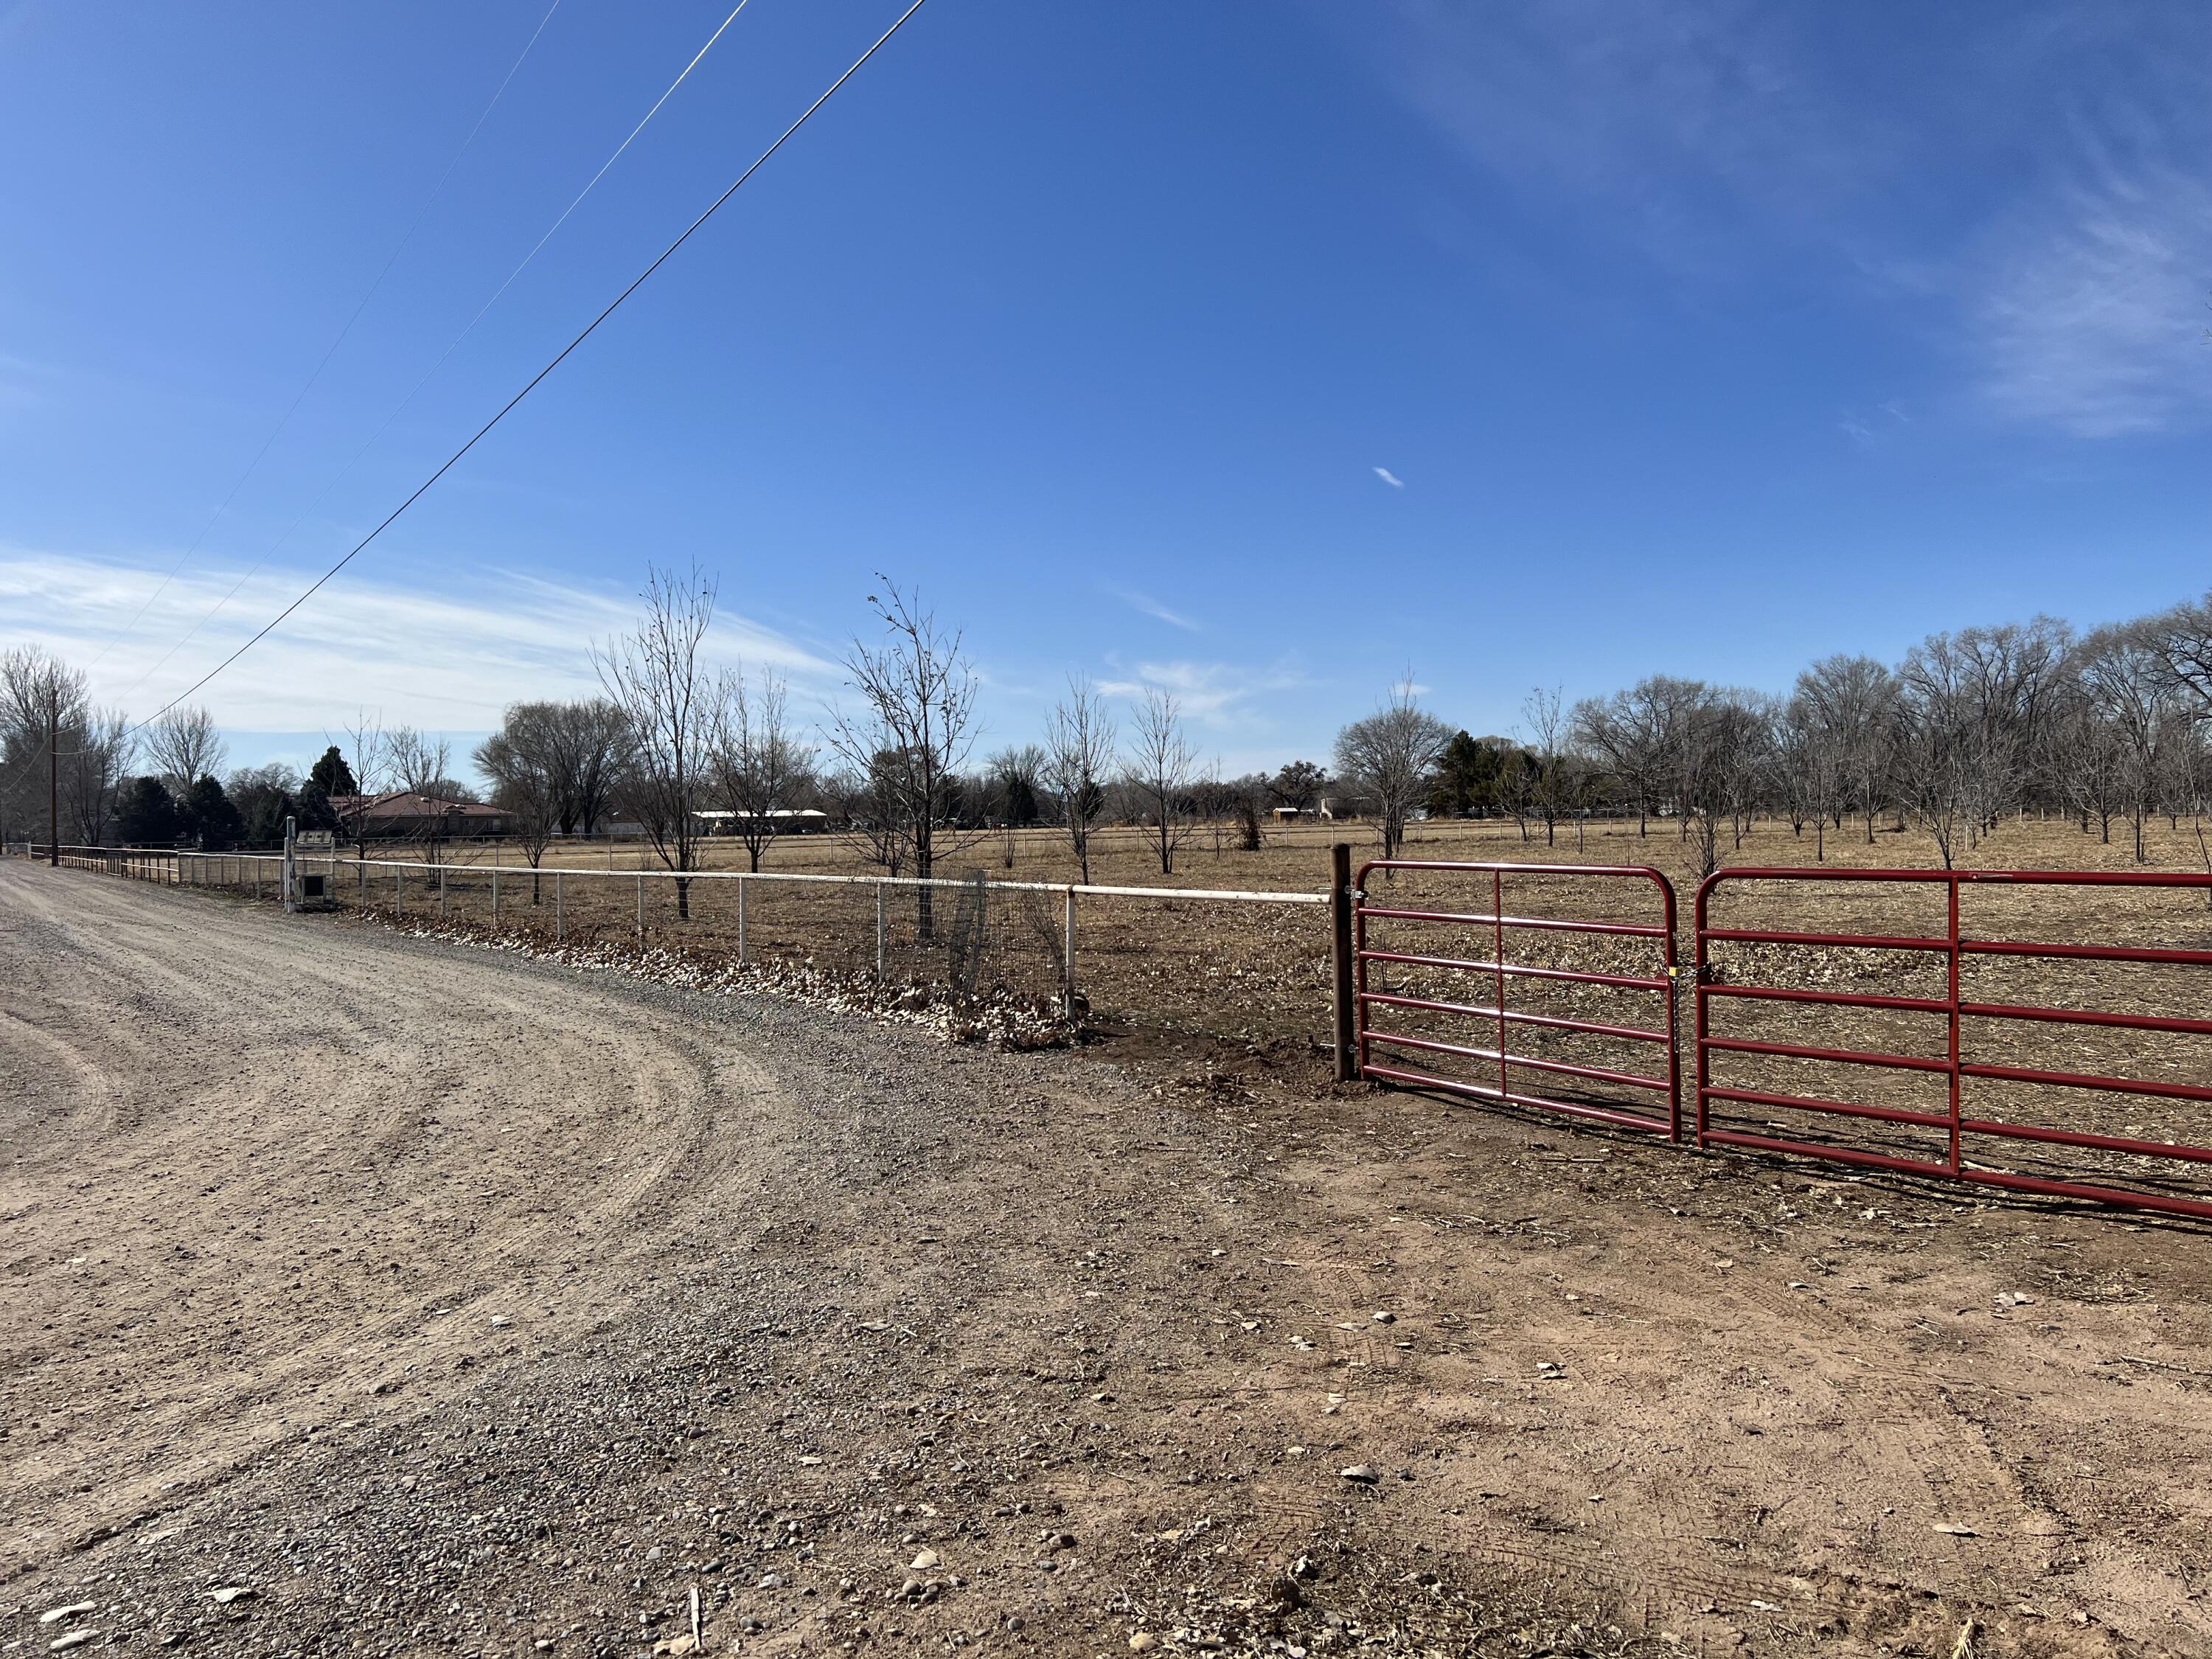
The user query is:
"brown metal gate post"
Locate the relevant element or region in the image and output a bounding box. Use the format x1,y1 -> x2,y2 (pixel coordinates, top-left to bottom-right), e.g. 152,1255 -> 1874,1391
1331,843 -> 1357,1082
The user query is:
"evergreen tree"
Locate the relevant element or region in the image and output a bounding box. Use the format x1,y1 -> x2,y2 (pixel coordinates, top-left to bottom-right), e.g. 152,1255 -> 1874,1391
309,745 -> 357,796
186,775 -> 246,851
296,779 -> 341,833
115,776 -> 180,845
1429,731 -> 1499,817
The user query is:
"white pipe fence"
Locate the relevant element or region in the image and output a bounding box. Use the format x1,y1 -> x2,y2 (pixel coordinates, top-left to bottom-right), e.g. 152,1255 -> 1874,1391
15,843 -> 1327,1032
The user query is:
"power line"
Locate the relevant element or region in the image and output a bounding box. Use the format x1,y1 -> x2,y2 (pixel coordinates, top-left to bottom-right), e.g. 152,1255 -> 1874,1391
114,0 -> 756,707
130,0 -> 928,737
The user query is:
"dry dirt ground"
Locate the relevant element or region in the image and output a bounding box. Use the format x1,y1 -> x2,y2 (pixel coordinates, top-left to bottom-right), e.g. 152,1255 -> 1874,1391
4,860 -> 2211,1658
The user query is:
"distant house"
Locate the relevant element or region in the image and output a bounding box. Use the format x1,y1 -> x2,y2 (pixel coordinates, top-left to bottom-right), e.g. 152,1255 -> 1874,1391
692,808 -> 830,835
328,791 -> 507,840
1272,798 -> 1365,823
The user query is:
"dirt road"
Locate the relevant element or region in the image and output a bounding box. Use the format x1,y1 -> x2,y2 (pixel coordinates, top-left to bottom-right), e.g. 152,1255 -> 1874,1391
3,861 -> 2207,1657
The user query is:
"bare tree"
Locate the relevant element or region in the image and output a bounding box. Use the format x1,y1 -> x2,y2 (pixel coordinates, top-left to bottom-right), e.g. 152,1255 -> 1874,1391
827,764 -> 905,875
1231,772 -> 1269,852
145,704 -> 227,800
387,726 -> 452,795
0,647 -> 88,846
382,726 -> 462,858
1191,768 -> 1240,856
2051,692 -> 2127,846
1672,689 -> 1762,881
594,563 -> 718,919
1893,655 -> 1970,869
987,742 -> 1046,869
2078,622 -> 2182,862
708,667 -> 817,872
540,699 -> 630,835
61,708 -> 133,844
1899,619 -> 2071,852
476,706 -> 563,902
1336,678 -> 1453,860
1043,676 -> 1116,884
1520,686 -> 1573,846
2148,590 -> 2212,713
824,580 -> 980,937
1269,759 -> 1326,814
1573,677 -> 1703,835
1793,655 -> 1896,842
1774,689 -> 1843,860
331,709 -> 393,857
1124,688 -> 1199,874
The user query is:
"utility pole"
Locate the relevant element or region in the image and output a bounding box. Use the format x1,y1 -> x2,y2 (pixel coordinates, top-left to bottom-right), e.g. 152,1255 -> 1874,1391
47,701 -> 58,866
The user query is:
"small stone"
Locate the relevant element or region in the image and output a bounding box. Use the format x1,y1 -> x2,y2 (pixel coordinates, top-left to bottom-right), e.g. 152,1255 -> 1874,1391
1339,1464 -> 1379,1485
1933,1522 -> 1978,1537
49,1635 -> 100,1654
910,1549 -> 940,1571
759,1571 -> 785,1589
206,1587 -> 258,1605
1129,1635 -> 1158,1653
489,1314 -> 512,1327
39,1606 -> 97,1626
1371,1311 -> 1395,1325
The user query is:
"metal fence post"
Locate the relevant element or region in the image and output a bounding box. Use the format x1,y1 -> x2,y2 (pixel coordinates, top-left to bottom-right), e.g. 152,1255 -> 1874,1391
395,863 -> 403,917
637,872 -> 645,939
555,870 -> 563,941
1063,886 -> 1077,1019
492,866 -> 500,924
876,882 -> 887,981
737,874 -> 748,966
440,864 -> 448,922
1330,842 -> 1357,1082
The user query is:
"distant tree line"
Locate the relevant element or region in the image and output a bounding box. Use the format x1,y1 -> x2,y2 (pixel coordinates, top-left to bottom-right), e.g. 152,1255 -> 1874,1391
1540,598 -> 2212,875
15,585 -> 2212,882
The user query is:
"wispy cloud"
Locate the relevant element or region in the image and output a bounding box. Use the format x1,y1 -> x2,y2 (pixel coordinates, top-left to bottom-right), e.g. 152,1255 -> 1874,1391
1364,1 -> 2212,438
1095,658 -> 1309,726
1373,466 -> 1405,488
1109,587 -> 1202,633
0,546 -> 835,731
1969,159 -> 2212,437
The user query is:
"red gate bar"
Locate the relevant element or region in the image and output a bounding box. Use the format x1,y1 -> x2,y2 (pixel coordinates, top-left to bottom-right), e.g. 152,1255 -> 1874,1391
1694,867 -> 2212,1221
1354,860 -> 1680,1137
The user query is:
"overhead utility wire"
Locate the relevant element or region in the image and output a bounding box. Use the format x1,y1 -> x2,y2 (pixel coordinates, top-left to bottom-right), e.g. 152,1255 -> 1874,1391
131,0 -> 928,736
116,0 -> 759,709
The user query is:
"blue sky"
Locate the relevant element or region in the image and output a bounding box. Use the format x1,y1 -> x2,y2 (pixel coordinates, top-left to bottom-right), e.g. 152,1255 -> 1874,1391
1,1 -> 2208,781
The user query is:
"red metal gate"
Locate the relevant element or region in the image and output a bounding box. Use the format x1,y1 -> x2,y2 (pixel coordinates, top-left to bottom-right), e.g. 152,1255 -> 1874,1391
1695,867 -> 2212,1220
1352,860 -> 1681,1136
